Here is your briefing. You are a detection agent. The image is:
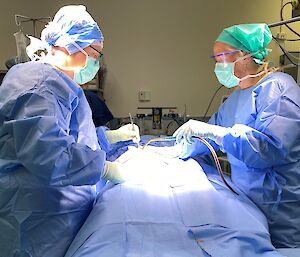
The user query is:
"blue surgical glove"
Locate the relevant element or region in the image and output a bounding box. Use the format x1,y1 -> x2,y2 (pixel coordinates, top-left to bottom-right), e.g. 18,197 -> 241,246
102,161 -> 126,184
105,124 -> 140,144
173,119 -> 228,145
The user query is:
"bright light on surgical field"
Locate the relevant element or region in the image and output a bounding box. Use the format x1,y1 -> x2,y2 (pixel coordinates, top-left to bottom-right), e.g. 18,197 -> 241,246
116,146 -> 212,196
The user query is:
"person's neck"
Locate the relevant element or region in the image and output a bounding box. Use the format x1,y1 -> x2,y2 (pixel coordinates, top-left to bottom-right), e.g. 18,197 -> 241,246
57,68 -> 74,79
45,54 -> 75,79
238,64 -> 268,90
238,76 -> 263,90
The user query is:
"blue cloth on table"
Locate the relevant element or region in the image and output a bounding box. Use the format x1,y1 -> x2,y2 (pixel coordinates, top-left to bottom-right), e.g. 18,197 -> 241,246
65,140 -> 284,257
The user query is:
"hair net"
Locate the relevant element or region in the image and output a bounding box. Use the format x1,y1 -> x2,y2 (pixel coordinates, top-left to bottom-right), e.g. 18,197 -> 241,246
41,5 -> 104,54
216,24 -> 272,64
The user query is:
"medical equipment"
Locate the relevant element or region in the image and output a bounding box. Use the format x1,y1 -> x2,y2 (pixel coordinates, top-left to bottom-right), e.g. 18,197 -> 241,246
137,107 -> 177,135
129,113 -> 140,148
12,15 -> 50,64
136,113 -> 145,134
152,107 -> 162,129
15,14 -> 51,37
13,31 -> 30,63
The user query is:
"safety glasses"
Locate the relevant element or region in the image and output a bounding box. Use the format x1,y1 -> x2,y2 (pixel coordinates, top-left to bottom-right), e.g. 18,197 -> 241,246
89,45 -> 103,59
210,50 -> 240,59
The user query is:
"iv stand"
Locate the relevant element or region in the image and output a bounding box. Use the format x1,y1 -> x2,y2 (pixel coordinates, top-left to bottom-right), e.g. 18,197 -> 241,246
15,14 -> 51,37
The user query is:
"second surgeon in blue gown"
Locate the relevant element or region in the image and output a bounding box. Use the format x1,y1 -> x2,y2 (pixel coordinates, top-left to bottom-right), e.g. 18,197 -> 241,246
173,24 -> 300,248
0,5 -> 139,257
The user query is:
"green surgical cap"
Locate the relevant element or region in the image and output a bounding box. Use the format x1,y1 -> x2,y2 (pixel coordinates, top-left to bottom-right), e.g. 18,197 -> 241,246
216,23 -> 272,64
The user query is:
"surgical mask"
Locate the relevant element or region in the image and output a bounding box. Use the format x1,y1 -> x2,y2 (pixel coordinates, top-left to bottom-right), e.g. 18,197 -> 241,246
74,54 -> 100,85
214,51 -> 263,88
214,62 -> 239,88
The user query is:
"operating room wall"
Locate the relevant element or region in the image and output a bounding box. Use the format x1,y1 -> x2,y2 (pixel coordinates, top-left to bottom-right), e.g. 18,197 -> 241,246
1,0 -> 299,118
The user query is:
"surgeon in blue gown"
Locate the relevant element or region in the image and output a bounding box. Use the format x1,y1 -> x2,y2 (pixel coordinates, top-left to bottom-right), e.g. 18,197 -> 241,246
0,5 -> 139,257
173,24 -> 300,248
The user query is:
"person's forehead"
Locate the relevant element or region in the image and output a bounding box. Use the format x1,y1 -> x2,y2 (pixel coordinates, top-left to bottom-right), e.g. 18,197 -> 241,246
213,42 -> 237,54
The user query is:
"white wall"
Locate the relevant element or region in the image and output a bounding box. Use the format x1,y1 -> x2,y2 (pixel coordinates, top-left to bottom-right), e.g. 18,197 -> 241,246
1,0 -> 299,118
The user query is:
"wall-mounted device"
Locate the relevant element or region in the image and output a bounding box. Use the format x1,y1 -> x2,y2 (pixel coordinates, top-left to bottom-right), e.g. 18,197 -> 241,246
137,106 -> 177,132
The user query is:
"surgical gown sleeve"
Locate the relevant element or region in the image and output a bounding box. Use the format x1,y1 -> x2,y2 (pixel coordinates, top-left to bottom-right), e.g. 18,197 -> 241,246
2,67 -> 106,186
219,78 -> 300,169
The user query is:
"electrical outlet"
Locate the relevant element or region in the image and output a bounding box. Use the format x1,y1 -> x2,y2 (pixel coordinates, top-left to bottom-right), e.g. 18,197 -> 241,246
138,90 -> 151,101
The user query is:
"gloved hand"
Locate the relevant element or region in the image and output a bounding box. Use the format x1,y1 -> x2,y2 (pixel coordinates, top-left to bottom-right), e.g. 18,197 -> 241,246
105,124 -> 140,145
173,119 -> 228,145
101,161 -> 126,184
177,139 -> 201,159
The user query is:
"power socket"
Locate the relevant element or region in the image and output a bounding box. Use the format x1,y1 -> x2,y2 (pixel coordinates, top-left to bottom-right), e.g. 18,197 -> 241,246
138,90 -> 151,102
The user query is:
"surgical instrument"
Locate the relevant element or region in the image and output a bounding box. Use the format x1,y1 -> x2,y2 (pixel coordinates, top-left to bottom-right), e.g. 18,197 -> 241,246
129,113 -> 140,148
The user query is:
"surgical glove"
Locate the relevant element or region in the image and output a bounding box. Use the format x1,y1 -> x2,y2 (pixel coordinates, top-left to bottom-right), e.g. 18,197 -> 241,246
173,119 -> 228,145
105,124 -> 140,144
102,161 -> 126,184
177,139 -> 202,159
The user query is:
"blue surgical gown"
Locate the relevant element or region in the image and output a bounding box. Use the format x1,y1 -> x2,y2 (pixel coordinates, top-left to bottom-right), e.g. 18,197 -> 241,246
186,72 -> 300,248
0,62 -> 106,257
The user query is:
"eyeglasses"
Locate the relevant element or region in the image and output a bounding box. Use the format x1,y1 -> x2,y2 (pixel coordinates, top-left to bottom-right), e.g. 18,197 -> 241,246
210,50 -> 240,59
89,45 -> 103,58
